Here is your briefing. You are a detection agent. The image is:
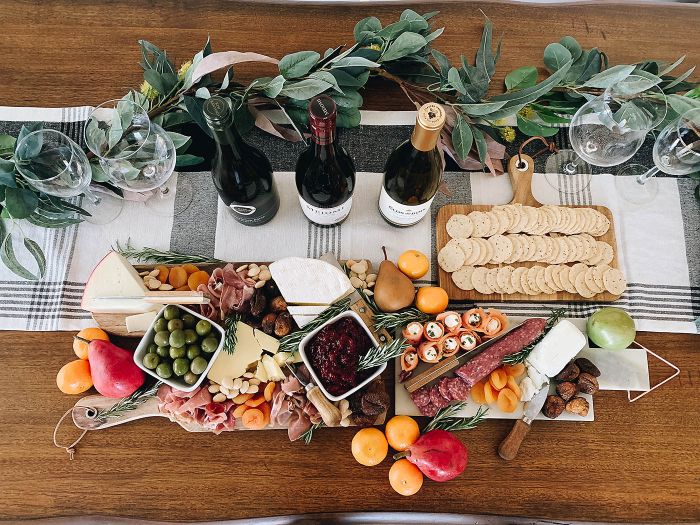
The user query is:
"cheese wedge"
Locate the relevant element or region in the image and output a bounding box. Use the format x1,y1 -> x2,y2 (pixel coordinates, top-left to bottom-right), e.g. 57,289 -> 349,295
526,319 -> 587,377
207,322 -> 280,383
269,257 -> 353,305
125,311 -> 158,333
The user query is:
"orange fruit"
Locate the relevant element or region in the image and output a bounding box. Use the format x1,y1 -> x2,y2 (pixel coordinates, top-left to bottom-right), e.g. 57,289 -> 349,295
385,415 -> 420,452
397,250 -> 430,280
415,286 -> 449,314
73,327 -> 109,360
351,427 -> 388,466
56,359 -> 93,394
389,459 -> 424,496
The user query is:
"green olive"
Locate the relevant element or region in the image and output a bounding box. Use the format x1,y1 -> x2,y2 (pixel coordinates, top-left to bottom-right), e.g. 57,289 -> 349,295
143,353 -> 160,370
153,317 -> 168,333
183,372 -> 198,385
156,362 -> 173,379
190,356 -> 208,375
182,314 -> 197,328
201,336 -> 219,353
163,305 -> 180,321
183,329 -> 198,345
169,329 -> 186,348
186,344 -> 201,360
147,343 -> 158,354
153,330 -> 170,347
195,319 -> 212,337
167,319 -> 184,332
173,358 -> 190,377
169,346 -> 186,359
156,345 -> 170,357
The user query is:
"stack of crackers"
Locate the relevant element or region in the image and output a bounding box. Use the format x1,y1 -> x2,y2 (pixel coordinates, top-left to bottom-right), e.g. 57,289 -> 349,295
437,204 -> 627,298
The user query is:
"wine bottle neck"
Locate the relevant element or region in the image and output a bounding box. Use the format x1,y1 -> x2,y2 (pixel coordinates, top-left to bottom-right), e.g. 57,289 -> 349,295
313,141 -> 336,159
211,126 -> 244,157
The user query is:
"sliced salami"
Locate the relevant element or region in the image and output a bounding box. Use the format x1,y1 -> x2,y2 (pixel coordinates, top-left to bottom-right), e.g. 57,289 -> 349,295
447,377 -> 470,401
438,377 -> 453,401
429,385 -> 451,409
410,386 -> 432,407
418,401 -> 439,417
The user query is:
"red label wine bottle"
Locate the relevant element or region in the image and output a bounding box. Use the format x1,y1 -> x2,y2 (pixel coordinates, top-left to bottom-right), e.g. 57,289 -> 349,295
295,95 -> 356,226
379,102 -> 446,227
203,96 -> 279,226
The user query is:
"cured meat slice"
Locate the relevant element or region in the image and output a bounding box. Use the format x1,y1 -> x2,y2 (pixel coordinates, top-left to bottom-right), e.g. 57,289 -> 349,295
456,317 -> 546,388
410,386 -> 432,407
447,377 -> 470,401
429,385 -> 451,410
438,377 -> 453,401
418,401 -> 439,417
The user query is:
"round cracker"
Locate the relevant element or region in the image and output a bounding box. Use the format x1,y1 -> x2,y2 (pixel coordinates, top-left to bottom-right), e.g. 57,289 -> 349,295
603,267 -> 627,295
557,207 -> 572,233
475,238 -> 494,266
569,235 -> 586,262
486,268 -> 501,293
454,238 -> 474,262
446,214 -> 474,239
550,265 -> 564,291
463,239 -> 481,266
541,236 -> 556,263
568,262 -> 588,286
558,265 -> 577,294
504,235 -> 523,264
574,269 -> 596,298
532,208 -> 551,235
592,264 -> 610,292
469,210 -> 491,238
581,208 -> 596,234
552,237 -> 570,264
484,211 -> 501,237
526,266 -> 543,294
536,266 -> 557,294
597,242 -> 614,265
497,205 -> 517,232
491,207 -> 511,235
591,211 -> 611,236
496,266 -> 515,294
544,265 -> 562,292
533,236 -> 549,262
511,266 -> 528,294
471,267 -> 493,294
512,204 -> 530,233
522,235 -> 538,261
579,233 -> 597,261
521,267 -> 538,295
540,206 -> 559,234
488,234 -> 513,264
584,266 -> 603,294
438,240 -> 467,272
451,265 -> 476,291
521,206 -> 539,234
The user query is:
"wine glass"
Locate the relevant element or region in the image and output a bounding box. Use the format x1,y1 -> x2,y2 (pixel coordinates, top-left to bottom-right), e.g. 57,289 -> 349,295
615,108 -> 700,205
14,129 -> 122,224
545,75 -> 667,195
84,99 -> 192,217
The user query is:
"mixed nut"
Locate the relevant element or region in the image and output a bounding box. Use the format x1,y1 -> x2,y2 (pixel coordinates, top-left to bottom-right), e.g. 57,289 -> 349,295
542,357 -> 601,419
209,372 -> 261,401
345,259 -> 377,296
236,263 -> 272,290
140,268 -> 174,291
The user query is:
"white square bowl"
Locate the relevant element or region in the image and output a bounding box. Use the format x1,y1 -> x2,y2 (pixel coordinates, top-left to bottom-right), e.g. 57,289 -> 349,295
298,310 -> 385,402
133,305 -> 225,392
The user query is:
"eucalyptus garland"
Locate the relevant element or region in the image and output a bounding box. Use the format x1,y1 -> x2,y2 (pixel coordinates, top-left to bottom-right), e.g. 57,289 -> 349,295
0,10 -> 697,280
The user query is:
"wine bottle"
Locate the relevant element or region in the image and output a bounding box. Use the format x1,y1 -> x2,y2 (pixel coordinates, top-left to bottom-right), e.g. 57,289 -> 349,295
379,102 -> 446,227
295,95 -> 356,226
203,96 -> 279,226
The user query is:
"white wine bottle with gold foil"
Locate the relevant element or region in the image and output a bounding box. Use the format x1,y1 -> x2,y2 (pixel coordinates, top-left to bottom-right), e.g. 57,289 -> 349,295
378,102 -> 446,227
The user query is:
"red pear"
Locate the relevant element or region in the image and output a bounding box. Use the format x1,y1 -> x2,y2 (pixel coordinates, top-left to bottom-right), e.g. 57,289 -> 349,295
87,340 -> 144,398
395,429 -> 468,482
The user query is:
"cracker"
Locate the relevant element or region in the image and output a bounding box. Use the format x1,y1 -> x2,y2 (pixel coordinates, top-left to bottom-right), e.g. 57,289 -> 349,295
491,207 -> 511,235
511,204 -> 530,233
570,235 -> 585,262
522,235 -> 538,261
471,267 -> 493,294
541,236 -> 556,263
488,234 -> 513,264
511,266 -> 528,294
484,211 -> 501,237
568,262 -> 588,286
597,242 -> 614,265
486,268 -> 500,293
521,267 -> 538,295
579,233 -> 597,261
438,239 -> 467,272
541,205 -> 560,234
552,237 -> 570,264
558,265 -> 577,294
574,269 -> 595,298
603,267 -> 626,295
592,264 -> 610,292
451,265 -> 476,291
475,238 -> 494,266
557,207 -> 572,234
581,208 -> 596,234
591,211 -> 611,236
584,266 -> 603,294
522,206 -> 539,234
497,205 -> 517,232
469,211 -> 491,238
550,265 -> 564,291
463,239 -> 481,266
526,266 -> 543,294
536,266 -> 557,294
446,214 -> 474,239
504,234 -> 524,264
544,265 -> 562,292
497,266 -> 516,294
532,208 -> 551,235
533,235 -> 549,262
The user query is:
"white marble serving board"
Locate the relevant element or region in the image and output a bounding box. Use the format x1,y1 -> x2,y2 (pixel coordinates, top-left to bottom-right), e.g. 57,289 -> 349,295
393,316 -> 651,422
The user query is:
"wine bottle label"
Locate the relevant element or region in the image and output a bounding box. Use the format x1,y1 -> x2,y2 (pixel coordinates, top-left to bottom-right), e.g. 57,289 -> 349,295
378,187 -> 434,226
298,196 -> 352,225
228,188 -> 280,227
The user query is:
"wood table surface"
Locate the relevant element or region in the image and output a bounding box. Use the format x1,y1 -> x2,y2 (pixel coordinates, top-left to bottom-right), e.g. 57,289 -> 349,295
1,0 -> 699,522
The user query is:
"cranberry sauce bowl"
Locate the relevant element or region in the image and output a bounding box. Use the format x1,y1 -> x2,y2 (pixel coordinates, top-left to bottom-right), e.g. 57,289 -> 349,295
298,310 -> 384,402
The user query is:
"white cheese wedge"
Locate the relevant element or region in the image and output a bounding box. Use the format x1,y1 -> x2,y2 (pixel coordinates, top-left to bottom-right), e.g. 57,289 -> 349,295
273,350 -> 302,365
207,322 -> 279,383
125,311 -> 158,333
519,377 -> 538,402
269,257 -> 353,306
262,354 -> 286,382
526,319 -> 587,378
81,251 -> 156,313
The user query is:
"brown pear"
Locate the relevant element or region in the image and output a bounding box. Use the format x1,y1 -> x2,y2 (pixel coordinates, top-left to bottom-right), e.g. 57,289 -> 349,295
374,247 -> 416,313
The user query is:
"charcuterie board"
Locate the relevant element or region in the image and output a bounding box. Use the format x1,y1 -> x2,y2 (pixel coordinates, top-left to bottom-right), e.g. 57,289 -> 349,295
436,154 -> 623,302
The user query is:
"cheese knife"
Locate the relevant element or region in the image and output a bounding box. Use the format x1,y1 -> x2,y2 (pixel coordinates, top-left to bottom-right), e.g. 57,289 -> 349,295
92,291 -> 210,305
285,363 -> 342,428
498,383 -> 550,460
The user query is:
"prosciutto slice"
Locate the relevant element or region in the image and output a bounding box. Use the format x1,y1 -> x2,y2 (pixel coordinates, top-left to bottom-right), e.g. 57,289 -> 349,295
157,385 -> 237,435
198,264 -> 256,321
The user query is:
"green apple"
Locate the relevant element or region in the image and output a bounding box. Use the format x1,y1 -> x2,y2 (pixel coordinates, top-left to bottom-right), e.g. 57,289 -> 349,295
586,307 -> 636,350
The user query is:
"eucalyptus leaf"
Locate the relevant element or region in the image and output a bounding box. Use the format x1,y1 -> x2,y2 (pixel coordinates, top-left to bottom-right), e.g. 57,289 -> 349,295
536,108 -> 571,124
160,111 -> 193,129
0,158 -> 16,175
663,66 -> 696,91
376,20 -> 410,39
329,69 -> 367,87
220,68 -> 232,90
559,36 -> 582,62
279,50 -> 320,79
183,96 -> 213,138
582,64 -> 636,88
4,187 -> 38,219
447,67 -> 467,95
475,17 -> 496,81
380,32 -> 427,63
399,9 -> 429,32
263,75 -> 286,98
516,114 -> 559,137
331,57 -> 380,69
424,27 -> 444,43
353,16 -> 382,42
452,116 -> 473,160
331,90 -> 363,108
143,69 -> 168,96
309,71 -> 344,94
667,94 -> 700,116
471,126 -> 488,166
422,11 -> 439,21
23,238 -> 46,278
0,135 -> 16,155
505,65 -> 538,91
430,49 -> 450,78
195,87 -> 211,99
543,43 -> 572,73
280,78 -> 333,100
335,106 -> 361,128
166,131 -> 192,150
658,55 -> 685,77
0,223 -> 41,281
578,49 -> 603,82
455,100 -> 508,117
89,161 -> 110,182
490,60 -> 573,108
175,154 -> 205,168
15,124 -> 43,160
0,170 -> 17,187
26,212 -> 82,228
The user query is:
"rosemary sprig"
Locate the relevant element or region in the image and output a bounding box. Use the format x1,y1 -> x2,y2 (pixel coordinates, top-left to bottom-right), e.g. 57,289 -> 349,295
299,421 -> 324,445
423,403 -> 489,433
357,337 -> 408,371
114,240 -> 226,265
373,308 -> 430,333
223,314 -> 241,355
94,381 -> 162,422
278,297 -> 351,355
502,308 -> 567,365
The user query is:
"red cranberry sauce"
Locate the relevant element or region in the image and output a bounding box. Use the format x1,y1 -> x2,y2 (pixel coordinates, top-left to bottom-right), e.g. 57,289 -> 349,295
307,317 -> 373,396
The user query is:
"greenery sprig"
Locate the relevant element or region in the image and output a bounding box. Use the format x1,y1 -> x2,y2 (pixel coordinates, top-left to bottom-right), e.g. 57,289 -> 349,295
94,381 -> 162,422
223,313 -> 241,355
501,308 -> 567,365
277,297 -> 352,355
357,337 -> 408,371
423,403 -> 489,432
299,421 -> 324,445
114,241 -> 226,265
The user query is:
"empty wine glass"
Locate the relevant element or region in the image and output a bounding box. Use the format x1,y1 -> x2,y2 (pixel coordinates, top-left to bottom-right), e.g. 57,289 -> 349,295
84,99 -> 192,217
14,129 -> 122,224
545,75 -> 667,195
615,108 -> 700,205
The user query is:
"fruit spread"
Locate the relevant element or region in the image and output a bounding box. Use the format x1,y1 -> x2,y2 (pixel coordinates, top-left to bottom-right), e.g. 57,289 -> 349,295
307,317 -> 373,395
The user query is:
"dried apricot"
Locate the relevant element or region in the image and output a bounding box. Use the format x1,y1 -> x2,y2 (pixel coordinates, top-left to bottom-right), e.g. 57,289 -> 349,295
242,408 -> 266,429
259,401 -> 271,426
154,265 -> 169,283
497,388 -> 519,413
187,270 -> 210,291
176,285 -> 190,291
263,382 -> 275,402
503,363 -> 525,377
232,404 -> 249,418
506,376 -> 521,399
483,381 -> 498,404
168,266 -> 188,288
489,368 -> 508,390
182,264 -> 200,274
231,393 -> 253,404
244,394 -> 266,407
470,380 -> 487,404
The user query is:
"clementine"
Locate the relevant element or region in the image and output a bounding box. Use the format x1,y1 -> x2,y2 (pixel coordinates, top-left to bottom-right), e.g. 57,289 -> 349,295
389,459 -> 424,496
56,359 -> 93,394
415,286 -> 449,314
351,427 -> 388,466
385,415 -> 420,452
397,250 -> 430,280
73,327 -> 109,360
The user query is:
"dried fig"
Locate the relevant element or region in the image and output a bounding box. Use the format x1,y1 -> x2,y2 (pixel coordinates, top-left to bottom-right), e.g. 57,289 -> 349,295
261,312 -> 277,335
249,289 -> 267,318
565,396 -> 590,417
575,357 -> 601,378
274,311 -> 292,337
556,381 -> 578,401
542,395 -> 566,419
270,295 -> 288,313
554,362 -> 580,382
577,372 -> 599,395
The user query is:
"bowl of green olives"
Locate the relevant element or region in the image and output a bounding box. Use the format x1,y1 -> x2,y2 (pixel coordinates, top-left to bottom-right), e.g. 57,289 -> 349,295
133,305 -> 224,391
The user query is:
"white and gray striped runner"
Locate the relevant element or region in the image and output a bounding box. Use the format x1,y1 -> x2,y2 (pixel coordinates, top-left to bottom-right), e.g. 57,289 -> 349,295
0,106 -> 697,334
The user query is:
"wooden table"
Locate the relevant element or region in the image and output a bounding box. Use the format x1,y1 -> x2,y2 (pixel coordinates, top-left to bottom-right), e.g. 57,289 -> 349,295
1,0 -> 699,522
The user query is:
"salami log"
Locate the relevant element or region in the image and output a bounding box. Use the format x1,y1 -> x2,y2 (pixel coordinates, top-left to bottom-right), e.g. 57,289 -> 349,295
455,317 -> 546,388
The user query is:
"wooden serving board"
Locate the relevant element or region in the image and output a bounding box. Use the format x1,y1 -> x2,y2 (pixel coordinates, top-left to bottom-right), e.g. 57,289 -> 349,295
436,155 -> 621,303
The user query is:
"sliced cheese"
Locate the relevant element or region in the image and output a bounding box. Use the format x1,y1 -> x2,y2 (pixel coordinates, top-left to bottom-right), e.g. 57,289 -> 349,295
288,305 -> 329,328
207,322 -> 280,383
526,319 -> 586,378
81,251 -> 154,313
125,310 -> 158,333
269,257 -> 353,306
254,361 -> 269,383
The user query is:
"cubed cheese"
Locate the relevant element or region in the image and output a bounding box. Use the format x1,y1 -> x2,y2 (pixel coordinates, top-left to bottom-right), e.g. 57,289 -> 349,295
269,257 -> 353,305
125,311 -> 158,333
526,319 -> 586,377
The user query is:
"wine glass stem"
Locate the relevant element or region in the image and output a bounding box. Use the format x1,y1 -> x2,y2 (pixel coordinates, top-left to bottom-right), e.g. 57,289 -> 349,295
564,161 -> 578,174
636,167 -> 659,186
83,187 -> 102,205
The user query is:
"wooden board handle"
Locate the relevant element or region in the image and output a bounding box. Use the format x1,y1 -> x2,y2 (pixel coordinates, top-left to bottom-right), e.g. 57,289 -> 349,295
498,419 -> 532,460
72,395 -> 162,430
306,385 -> 342,427
508,154 -> 539,207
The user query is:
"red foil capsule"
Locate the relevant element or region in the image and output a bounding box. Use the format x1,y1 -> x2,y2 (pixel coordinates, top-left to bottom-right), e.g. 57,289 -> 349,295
308,94 -> 337,146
